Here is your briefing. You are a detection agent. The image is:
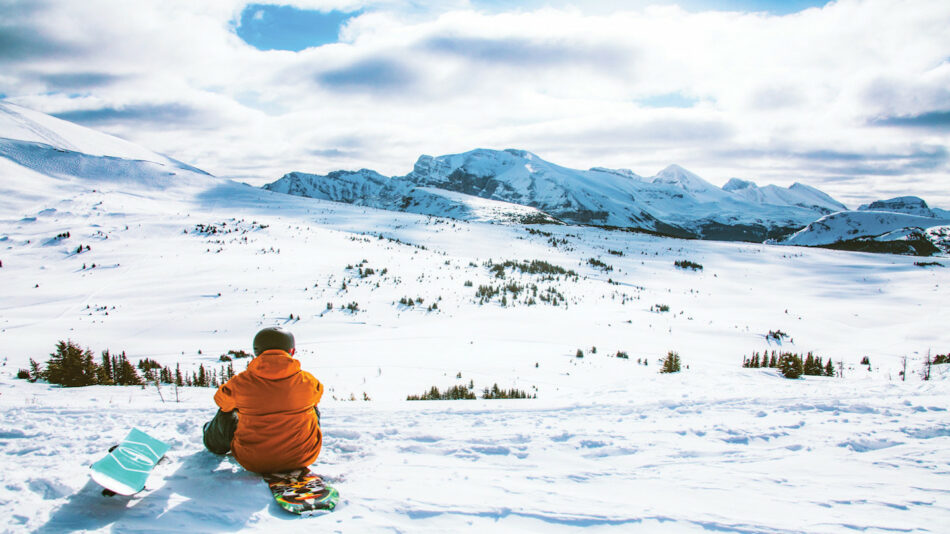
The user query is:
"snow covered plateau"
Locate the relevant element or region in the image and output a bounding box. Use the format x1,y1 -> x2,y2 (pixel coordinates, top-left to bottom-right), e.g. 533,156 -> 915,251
1,103 -> 949,533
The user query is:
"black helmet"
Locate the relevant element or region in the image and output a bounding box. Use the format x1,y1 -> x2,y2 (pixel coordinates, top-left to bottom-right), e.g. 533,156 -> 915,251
253,327 -> 295,356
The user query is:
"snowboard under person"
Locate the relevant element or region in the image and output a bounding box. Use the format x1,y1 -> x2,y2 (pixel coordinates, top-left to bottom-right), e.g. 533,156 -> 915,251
202,327 -> 324,473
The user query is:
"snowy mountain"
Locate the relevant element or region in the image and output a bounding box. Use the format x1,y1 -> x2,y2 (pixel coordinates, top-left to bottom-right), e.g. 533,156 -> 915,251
780,210 -> 950,255
778,195 -> 950,255
1,104 -> 949,533
264,168 -> 558,224
266,149 -> 846,242
723,177 -> 846,214
857,196 -> 935,217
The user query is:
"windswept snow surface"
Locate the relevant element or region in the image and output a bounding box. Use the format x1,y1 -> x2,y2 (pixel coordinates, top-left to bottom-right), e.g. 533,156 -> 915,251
1,111 -> 949,532
0,102 -> 195,170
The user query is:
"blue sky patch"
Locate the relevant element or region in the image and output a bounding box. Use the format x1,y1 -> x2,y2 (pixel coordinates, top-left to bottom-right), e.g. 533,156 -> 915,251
638,93 -> 699,109
236,4 -> 358,51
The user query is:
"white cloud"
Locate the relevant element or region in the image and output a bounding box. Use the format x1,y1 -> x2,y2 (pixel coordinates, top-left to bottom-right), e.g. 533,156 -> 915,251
2,0 -> 949,207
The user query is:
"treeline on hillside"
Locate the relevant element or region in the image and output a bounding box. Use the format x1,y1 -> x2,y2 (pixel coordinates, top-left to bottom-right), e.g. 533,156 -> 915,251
743,350 -> 834,379
407,381 -> 535,400
18,340 -> 235,388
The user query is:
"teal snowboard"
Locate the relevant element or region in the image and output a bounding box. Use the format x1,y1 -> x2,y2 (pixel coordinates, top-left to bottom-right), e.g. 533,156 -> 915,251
90,428 -> 170,495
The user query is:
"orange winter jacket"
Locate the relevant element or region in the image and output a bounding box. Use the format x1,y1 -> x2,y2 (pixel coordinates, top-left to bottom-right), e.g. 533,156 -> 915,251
213,349 -> 323,473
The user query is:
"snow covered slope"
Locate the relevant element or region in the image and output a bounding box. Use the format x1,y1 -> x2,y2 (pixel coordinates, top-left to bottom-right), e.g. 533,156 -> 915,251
0,103 -> 217,214
0,102 -> 203,172
266,149 -> 846,241
1,105 -> 949,532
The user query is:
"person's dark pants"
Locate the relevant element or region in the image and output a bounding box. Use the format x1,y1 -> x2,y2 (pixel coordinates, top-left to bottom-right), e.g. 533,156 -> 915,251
202,407 -> 321,455
203,409 -> 239,455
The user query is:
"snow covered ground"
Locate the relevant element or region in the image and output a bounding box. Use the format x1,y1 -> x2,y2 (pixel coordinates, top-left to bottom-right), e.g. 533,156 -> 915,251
1,107 -> 949,532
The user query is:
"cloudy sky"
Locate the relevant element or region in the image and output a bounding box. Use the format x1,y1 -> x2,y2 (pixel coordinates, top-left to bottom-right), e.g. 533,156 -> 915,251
2,0 -> 949,206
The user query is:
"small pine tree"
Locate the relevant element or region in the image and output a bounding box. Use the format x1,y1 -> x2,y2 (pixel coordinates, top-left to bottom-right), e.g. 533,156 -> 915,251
175,363 -> 183,387
98,351 -> 114,385
28,358 -> 42,383
824,358 -> 835,377
114,352 -> 143,385
660,351 -> 681,373
804,353 -> 816,375
778,353 -> 803,379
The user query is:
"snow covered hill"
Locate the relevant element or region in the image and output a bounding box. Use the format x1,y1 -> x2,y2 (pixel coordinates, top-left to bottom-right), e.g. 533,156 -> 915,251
0,102 -> 205,173
0,102 -> 216,214
1,104 -> 949,532
780,196 -> 950,255
266,148 -> 849,242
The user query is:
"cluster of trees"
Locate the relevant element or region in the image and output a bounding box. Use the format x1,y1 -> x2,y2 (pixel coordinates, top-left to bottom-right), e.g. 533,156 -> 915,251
743,350 -> 834,379
475,281 -> 565,307
587,257 -> 613,271
407,382 -> 534,400
767,330 -> 789,342
399,296 -> 424,307
18,340 -> 237,388
482,383 -> 534,399
219,349 -> 252,362
486,259 -> 578,280
674,259 -> 703,271
407,383 -> 477,400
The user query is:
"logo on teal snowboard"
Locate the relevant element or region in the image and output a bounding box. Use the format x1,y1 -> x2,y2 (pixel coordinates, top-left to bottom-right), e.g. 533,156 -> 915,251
90,428 -> 170,495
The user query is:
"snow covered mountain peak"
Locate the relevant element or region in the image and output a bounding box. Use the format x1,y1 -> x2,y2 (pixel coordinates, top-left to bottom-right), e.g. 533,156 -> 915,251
651,164 -> 724,197
722,178 -> 756,192
858,196 -> 935,217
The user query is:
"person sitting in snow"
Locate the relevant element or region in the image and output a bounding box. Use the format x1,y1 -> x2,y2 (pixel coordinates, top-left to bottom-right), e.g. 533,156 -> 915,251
202,327 -> 324,473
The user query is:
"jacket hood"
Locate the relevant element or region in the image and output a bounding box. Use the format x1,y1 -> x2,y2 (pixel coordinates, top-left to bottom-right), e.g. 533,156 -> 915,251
247,350 -> 301,380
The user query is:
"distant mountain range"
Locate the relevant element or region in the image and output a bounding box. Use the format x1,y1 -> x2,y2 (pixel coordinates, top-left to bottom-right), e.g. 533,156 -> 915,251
265,148 -> 848,242
265,148 -> 949,254
0,101 -> 946,256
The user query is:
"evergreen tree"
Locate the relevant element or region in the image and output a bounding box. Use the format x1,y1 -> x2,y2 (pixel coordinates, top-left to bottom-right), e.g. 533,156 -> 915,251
824,359 -> 835,377
115,352 -> 143,385
803,353 -> 815,375
44,340 -> 100,387
197,364 -> 207,387
778,353 -> 803,379
98,350 -> 114,385
28,358 -> 42,383
660,351 -> 681,373
175,364 -> 183,387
